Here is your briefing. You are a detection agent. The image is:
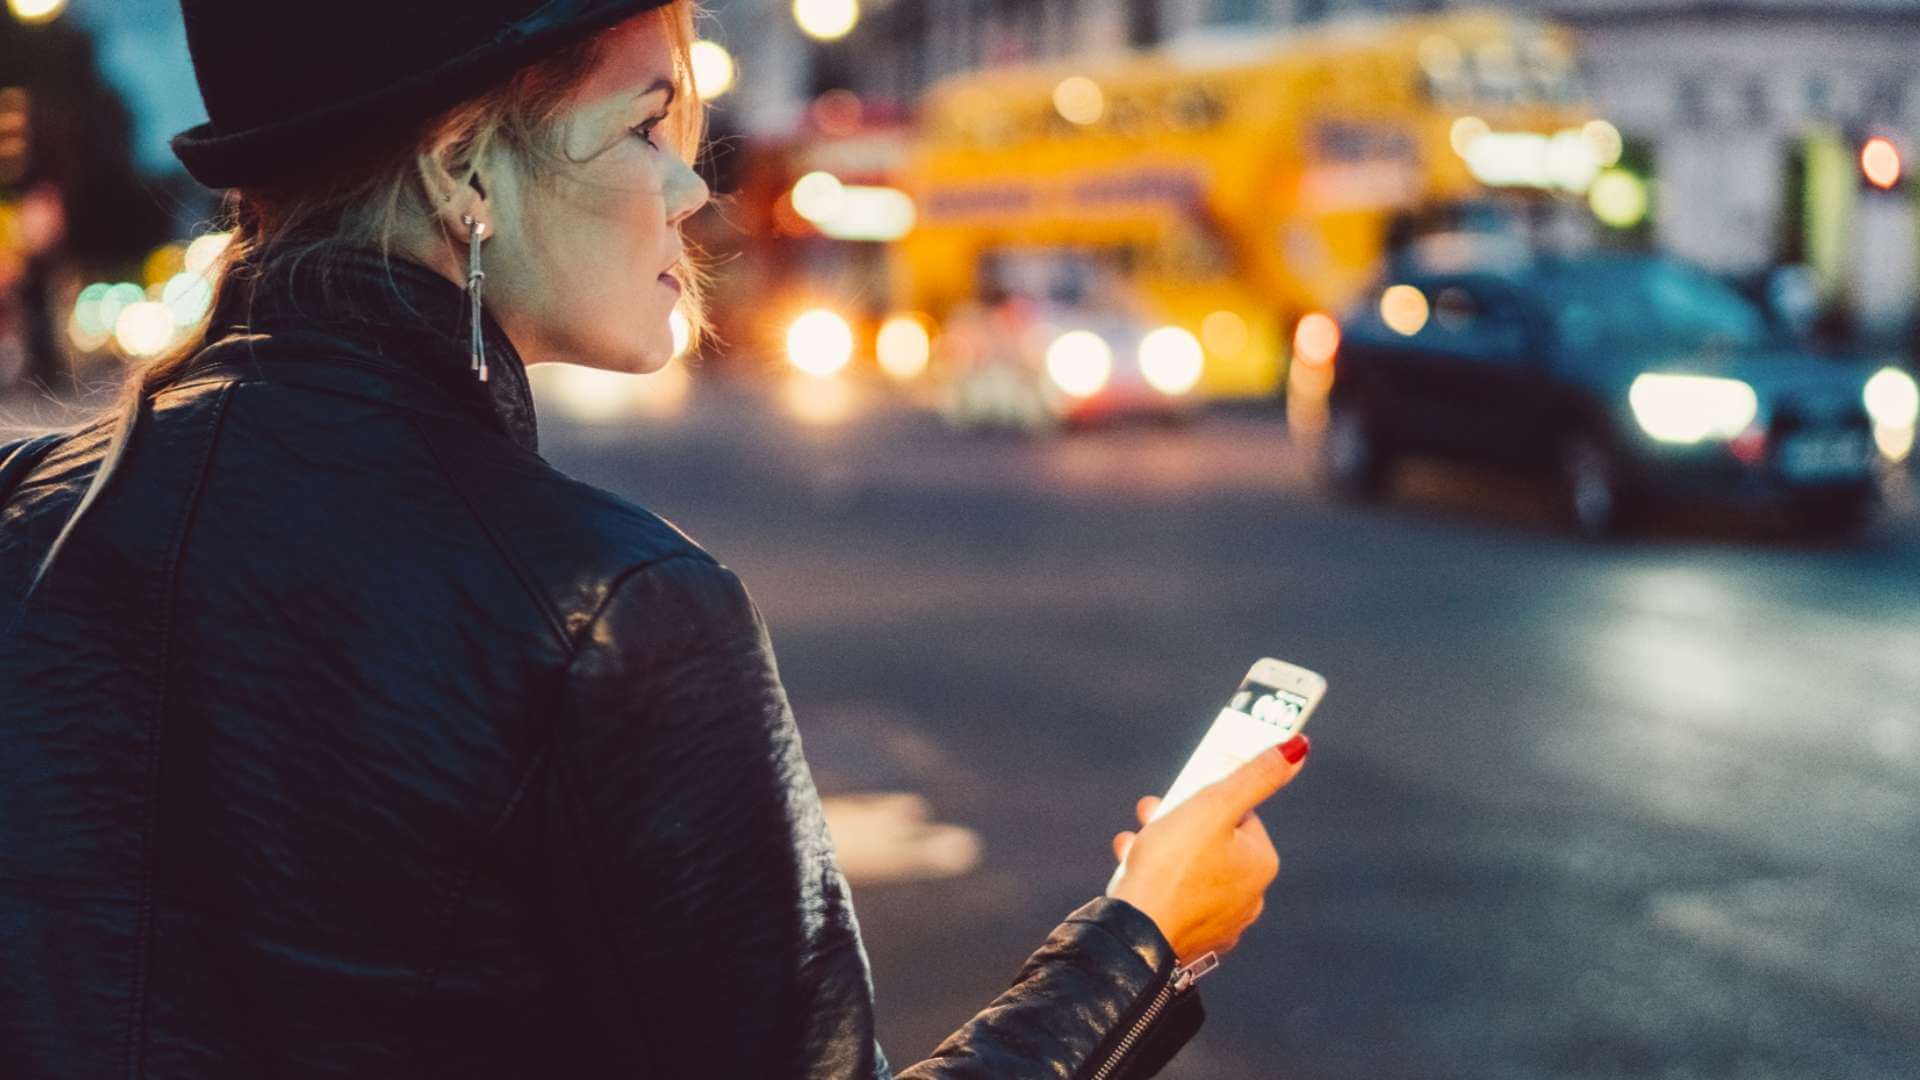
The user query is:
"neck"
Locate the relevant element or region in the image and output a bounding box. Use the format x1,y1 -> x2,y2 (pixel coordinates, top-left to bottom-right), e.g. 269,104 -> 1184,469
202,243 -> 540,453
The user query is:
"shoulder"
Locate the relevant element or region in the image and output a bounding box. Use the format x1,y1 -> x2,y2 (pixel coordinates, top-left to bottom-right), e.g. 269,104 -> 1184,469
159,361 -> 736,651
417,428 -> 740,649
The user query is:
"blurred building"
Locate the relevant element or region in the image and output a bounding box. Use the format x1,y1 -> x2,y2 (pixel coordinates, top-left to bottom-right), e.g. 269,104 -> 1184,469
714,0 -> 1920,346
1524,0 -> 1920,344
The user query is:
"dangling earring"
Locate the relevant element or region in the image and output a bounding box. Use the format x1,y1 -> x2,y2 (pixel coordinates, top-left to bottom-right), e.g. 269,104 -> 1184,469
462,215 -> 489,383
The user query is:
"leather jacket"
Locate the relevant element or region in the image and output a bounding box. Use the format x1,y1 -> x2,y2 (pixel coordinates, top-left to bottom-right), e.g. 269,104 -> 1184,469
0,250 -> 1203,1078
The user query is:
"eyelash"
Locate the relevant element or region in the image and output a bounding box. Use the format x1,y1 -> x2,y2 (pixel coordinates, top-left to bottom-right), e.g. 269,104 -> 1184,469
631,117 -> 666,150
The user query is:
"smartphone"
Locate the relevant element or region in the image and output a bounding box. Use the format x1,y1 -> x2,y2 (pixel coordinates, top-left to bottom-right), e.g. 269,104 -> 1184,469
1113,657 -> 1320,907
1148,658 -> 1326,822
1109,659 -> 1325,894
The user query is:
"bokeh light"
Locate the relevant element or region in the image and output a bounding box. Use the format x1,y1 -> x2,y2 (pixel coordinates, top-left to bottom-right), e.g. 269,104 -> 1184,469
1628,374 -> 1757,444
876,315 -> 931,382
1582,120 -> 1624,169
67,290 -> 111,353
161,272 -> 214,327
529,363 -> 691,424
793,0 -> 859,42
71,281 -> 152,355
811,185 -> 916,242
1875,423 -> 1916,463
690,41 -> 736,100
1044,330 -> 1112,398
143,244 -> 186,289
786,308 -> 855,377
1864,367 -> 1919,430
1293,313 -> 1341,367
183,232 -> 234,276
1138,327 -> 1205,396
811,89 -> 863,137
1862,137 -> 1902,191
1380,285 -> 1431,336
114,301 -> 176,358
670,308 -> 693,360
1052,76 -> 1106,127
790,171 -> 846,224
1449,115 -> 1490,158
1590,168 -> 1650,229
7,0 -> 68,24
1865,364 -> 1918,462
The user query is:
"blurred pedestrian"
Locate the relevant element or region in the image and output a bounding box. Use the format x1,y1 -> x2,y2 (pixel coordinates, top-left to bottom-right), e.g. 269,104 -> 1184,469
0,2 -> 1309,1076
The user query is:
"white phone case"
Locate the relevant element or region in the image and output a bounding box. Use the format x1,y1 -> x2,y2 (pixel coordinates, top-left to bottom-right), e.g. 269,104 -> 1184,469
1149,659 -> 1323,821
1108,659 -> 1325,893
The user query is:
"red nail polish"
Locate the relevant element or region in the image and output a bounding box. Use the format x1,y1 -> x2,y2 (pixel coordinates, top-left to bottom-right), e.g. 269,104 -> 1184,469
1279,734 -> 1311,764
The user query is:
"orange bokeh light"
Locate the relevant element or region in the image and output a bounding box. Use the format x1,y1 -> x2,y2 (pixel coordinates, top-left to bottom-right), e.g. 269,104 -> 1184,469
1293,312 -> 1341,367
1862,137 -> 1903,191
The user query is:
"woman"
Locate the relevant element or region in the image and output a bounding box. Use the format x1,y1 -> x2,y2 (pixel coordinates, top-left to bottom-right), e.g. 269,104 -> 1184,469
0,1 -> 1310,1076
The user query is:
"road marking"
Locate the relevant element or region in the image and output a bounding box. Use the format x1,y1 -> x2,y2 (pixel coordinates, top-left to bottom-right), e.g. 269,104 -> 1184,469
821,792 -> 983,885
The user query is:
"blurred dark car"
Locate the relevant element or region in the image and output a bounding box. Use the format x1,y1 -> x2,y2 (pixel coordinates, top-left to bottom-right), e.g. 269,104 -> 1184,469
1321,254 -> 1918,539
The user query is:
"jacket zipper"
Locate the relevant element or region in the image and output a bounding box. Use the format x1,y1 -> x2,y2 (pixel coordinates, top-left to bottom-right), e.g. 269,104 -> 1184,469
1085,951 -> 1220,1080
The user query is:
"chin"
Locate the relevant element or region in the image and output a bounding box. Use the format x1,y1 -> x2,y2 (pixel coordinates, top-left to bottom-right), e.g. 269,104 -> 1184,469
551,329 -> 676,375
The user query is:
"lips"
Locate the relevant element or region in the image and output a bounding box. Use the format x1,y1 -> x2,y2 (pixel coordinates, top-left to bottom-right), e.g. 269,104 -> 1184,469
658,270 -> 682,294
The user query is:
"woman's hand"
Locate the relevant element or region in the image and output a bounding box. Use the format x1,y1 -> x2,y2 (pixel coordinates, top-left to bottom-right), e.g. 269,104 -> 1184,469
1106,736 -> 1310,964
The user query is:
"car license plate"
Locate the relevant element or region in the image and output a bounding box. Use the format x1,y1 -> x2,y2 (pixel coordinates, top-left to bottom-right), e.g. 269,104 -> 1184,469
1779,431 -> 1869,481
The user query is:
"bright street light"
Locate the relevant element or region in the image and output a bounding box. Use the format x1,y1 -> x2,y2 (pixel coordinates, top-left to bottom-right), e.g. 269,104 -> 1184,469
786,309 -> 855,378
793,0 -> 859,42
690,40 -> 736,100
7,0 -> 69,24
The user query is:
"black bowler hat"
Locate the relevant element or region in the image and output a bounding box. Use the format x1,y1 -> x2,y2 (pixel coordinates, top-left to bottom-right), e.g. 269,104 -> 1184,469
171,0 -> 674,189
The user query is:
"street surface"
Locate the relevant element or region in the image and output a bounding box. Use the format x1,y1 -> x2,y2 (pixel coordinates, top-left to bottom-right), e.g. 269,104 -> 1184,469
538,375 -> 1920,1080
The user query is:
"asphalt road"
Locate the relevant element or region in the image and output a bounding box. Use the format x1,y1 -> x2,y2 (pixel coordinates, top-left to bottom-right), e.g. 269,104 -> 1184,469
538,374 -> 1920,1080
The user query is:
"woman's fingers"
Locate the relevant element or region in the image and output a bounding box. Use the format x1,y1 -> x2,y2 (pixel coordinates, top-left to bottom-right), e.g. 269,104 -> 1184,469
1134,796 -> 1162,826
1190,742 -> 1306,828
1112,830 -> 1136,862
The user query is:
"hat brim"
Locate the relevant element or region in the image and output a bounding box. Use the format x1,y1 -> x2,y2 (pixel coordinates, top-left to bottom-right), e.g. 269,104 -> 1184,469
172,0 -> 673,189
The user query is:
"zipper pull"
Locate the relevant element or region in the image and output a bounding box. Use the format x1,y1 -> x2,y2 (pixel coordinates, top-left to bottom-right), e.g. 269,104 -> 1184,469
1171,951 -> 1220,993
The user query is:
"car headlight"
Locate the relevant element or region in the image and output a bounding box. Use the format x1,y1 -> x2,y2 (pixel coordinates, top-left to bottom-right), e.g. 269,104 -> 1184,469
1138,326 -> 1205,396
1628,374 -> 1759,444
1045,330 -> 1113,398
1864,367 -> 1919,430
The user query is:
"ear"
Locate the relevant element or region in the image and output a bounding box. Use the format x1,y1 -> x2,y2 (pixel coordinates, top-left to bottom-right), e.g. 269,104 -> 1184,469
414,131 -> 494,242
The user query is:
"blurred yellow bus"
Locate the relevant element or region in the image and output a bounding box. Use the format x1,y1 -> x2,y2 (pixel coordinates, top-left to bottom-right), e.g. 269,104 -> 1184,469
895,9 -> 1613,404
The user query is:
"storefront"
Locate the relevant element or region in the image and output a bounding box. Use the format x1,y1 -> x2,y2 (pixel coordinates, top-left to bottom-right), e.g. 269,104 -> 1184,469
1548,0 -> 1920,344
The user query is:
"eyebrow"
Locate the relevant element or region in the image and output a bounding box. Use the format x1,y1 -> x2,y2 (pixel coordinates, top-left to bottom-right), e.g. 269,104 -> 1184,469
637,78 -> 677,108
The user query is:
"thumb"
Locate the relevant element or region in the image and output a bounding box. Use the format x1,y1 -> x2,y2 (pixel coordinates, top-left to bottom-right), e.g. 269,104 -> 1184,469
1194,735 -> 1309,822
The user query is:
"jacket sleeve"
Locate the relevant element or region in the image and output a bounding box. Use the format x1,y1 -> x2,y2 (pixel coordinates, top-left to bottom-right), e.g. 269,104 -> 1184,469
896,898 -> 1205,1080
553,553 -> 1204,1079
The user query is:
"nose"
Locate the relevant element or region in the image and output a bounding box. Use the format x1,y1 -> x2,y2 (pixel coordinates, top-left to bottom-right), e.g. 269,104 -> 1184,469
666,156 -> 710,228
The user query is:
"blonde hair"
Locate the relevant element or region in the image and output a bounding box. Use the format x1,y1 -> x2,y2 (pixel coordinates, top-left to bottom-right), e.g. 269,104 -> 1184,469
30,2 -> 706,596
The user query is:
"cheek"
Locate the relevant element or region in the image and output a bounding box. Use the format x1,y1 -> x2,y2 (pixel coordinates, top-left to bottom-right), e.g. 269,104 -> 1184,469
510,164 -> 679,370
542,166 -> 673,294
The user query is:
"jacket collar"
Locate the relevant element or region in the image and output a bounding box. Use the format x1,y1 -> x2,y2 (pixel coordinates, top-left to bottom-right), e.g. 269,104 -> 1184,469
198,246 -> 539,453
